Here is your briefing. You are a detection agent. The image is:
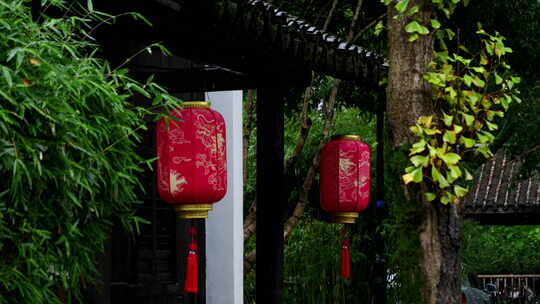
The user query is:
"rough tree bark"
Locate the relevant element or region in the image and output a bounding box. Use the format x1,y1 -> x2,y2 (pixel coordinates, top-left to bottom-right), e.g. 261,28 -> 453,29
387,1 -> 462,304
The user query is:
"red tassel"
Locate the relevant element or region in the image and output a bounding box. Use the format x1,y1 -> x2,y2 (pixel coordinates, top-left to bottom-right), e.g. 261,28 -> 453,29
341,237 -> 351,279
184,226 -> 198,293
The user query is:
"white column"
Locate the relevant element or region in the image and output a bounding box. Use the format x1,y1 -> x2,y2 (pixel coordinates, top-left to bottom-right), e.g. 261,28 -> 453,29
206,91 -> 244,304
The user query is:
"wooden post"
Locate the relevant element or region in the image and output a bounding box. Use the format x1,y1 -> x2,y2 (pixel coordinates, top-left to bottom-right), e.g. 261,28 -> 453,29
256,86 -> 286,304
373,93 -> 387,304
31,0 -> 41,22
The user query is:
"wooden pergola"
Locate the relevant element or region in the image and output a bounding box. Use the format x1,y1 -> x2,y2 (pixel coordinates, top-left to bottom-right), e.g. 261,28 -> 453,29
85,0 -> 388,303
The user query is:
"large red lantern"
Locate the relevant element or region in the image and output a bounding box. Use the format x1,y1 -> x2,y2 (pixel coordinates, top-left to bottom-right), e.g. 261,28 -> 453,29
156,101 -> 227,293
156,101 -> 227,219
320,135 -> 371,278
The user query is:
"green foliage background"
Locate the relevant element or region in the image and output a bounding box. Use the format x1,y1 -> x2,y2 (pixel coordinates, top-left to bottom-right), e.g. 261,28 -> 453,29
462,222 -> 540,275
0,1 -> 180,302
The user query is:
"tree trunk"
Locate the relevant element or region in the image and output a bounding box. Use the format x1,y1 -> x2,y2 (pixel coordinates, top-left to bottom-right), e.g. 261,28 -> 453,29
387,1 -> 462,304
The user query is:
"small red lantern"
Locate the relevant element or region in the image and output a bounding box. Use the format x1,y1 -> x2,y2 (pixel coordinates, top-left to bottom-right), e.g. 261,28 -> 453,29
320,135 -> 371,278
156,101 -> 227,293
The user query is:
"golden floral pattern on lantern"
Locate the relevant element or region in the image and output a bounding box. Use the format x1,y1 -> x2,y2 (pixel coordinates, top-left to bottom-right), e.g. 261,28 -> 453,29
194,112 -> 218,154
196,154 -> 217,175
173,156 -> 192,165
359,151 -> 370,167
170,170 -> 188,194
339,149 -> 358,203
169,128 -> 191,145
217,132 -> 226,170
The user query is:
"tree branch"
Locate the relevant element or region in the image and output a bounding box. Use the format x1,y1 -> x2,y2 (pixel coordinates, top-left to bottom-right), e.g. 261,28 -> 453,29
352,13 -> 387,43
323,0 -> 339,31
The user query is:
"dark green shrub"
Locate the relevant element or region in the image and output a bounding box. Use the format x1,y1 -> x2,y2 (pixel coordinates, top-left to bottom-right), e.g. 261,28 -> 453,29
0,1 -> 180,302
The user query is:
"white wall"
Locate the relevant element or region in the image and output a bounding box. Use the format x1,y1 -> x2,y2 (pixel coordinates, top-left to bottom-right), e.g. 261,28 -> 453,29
206,91 -> 243,304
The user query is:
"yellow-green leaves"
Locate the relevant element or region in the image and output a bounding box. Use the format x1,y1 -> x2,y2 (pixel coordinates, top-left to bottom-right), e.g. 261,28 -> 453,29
401,27 -> 521,206
443,130 -> 456,144
460,136 -> 476,148
443,112 -> 453,126
447,165 -> 462,182
431,19 -> 441,29
411,155 -> 429,167
462,113 -> 475,127
405,21 -> 430,35
410,139 -> 427,154
431,166 -> 450,188
440,152 -> 461,165
454,185 -> 469,197
395,0 -> 410,13
425,192 -> 437,202
402,167 -> 423,185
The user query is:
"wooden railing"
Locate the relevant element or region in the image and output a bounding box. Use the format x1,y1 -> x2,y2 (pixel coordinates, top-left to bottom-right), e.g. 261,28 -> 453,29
477,274 -> 540,303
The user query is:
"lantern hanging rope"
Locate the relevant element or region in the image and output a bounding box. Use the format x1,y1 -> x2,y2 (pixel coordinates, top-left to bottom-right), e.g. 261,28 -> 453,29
320,135 -> 371,279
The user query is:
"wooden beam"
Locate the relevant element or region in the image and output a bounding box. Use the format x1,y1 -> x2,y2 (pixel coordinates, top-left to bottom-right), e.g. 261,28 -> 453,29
130,67 -> 311,92
256,86 -> 286,304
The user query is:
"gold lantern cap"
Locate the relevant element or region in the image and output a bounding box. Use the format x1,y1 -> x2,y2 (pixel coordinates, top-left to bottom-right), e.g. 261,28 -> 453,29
331,134 -> 361,141
174,204 -> 213,219
183,101 -> 211,109
330,211 -> 359,224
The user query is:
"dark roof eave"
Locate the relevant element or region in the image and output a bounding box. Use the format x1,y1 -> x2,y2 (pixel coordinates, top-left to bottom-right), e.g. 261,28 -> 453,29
170,0 -> 388,87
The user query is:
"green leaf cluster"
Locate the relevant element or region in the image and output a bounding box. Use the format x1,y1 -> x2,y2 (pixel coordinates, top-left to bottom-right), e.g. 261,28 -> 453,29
402,28 -> 521,204
382,0 -> 468,42
0,1 -> 181,303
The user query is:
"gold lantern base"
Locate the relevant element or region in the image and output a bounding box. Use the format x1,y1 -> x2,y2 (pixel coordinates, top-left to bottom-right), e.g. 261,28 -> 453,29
331,134 -> 361,141
183,101 -> 211,109
174,204 -> 213,219
330,212 -> 359,224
